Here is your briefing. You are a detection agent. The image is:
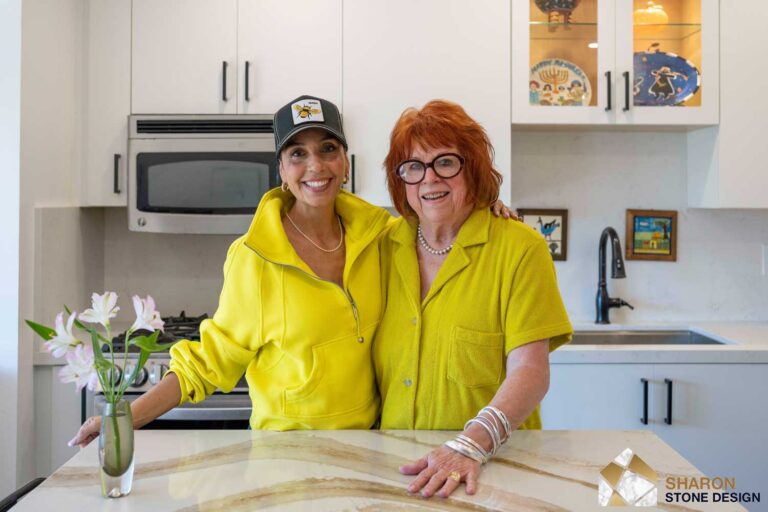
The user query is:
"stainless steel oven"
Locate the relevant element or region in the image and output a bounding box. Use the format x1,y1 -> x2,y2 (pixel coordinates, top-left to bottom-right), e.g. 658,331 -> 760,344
128,115 -> 278,234
83,312 -> 252,429
85,354 -> 252,430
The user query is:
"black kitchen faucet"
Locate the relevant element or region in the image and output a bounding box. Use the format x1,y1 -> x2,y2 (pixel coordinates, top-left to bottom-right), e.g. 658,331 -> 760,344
596,227 -> 634,324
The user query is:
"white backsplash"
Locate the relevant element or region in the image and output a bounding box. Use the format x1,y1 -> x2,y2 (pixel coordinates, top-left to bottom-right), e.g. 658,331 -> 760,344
512,130 -> 768,324
99,131 -> 768,324
103,208 -> 236,318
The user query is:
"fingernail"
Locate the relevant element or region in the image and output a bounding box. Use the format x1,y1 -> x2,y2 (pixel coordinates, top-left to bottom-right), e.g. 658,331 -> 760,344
67,440 -> 75,447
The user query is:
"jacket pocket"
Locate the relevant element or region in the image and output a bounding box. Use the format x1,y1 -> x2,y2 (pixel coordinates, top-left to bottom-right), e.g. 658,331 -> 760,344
283,335 -> 375,418
448,326 -> 504,389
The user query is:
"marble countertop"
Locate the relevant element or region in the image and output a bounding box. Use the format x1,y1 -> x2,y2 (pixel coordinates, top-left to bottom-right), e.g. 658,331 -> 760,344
551,322 -> 768,364
14,429 -> 744,511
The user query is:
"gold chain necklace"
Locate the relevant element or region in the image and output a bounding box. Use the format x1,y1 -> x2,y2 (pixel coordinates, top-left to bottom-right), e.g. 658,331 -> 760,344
285,212 -> 344,253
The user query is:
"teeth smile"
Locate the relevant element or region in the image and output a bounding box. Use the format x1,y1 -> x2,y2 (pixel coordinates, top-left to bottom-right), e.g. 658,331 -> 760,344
422,191 -> 449,200
303,179 -> 331,188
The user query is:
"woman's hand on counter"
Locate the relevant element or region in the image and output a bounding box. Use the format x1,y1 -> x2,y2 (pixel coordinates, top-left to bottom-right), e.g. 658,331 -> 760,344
400,445 -> 481,498
68,416 -> 101,448
67,373 -> 182,448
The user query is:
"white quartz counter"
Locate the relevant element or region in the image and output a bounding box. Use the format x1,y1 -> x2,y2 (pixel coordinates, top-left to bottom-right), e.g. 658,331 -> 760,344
13,430 -> 746,511
552,322 -> 768,364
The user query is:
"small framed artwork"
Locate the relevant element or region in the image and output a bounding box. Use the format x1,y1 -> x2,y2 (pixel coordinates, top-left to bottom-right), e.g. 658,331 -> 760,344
517,208 -> 568,261
625,209 -> 677,261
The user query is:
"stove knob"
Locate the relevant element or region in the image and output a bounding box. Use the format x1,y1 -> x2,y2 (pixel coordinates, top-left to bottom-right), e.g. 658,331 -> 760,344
149,363 -> 169,385
107,365 -> 122,386
131,367 -> 149,387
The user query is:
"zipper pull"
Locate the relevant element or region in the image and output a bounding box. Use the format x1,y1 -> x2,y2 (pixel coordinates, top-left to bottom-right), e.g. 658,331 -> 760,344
349,296 -> 364,343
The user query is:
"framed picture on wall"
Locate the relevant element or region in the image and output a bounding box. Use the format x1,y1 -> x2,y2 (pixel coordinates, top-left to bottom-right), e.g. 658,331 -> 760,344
625,209 -> 677,261
517,208 -> 568,261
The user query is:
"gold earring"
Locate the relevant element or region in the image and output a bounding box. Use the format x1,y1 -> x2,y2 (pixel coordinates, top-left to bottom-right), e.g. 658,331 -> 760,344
343,175 -> 349,184
281,182 -> 289,192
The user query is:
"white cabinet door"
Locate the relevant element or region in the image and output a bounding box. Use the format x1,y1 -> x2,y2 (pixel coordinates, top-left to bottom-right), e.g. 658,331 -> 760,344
651,365 -> 768,499
542,364 -> 654,430
237,0 -> 342,114
512,0 -> 616,125
614,0 -> 718,126
82,0 -> 130,206
687,0 -> 768,208
343,0 -> 511,206
132,0 -> 238,114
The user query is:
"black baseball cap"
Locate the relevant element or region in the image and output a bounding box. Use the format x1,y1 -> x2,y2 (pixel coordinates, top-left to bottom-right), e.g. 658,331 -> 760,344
273,95 -> 348,158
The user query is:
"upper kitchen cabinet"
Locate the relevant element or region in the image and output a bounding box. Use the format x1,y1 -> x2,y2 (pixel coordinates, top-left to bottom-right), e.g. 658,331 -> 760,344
82,0 -> 130,206
687,0 -> 768,208
132,0 -> 239,114
132,0 -> 342,115
343,0 -> 511,206
512,0 -> 718,126
237,0 -> 342,114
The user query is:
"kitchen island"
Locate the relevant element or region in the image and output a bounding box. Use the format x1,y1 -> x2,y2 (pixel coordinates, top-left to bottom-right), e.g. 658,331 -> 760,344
13,429 -> 744,511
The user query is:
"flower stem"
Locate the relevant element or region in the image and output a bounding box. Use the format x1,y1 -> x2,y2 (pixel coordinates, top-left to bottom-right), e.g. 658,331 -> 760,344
117,328 -> 133,402
106,323 -> 116,404
111,409 -> 122,473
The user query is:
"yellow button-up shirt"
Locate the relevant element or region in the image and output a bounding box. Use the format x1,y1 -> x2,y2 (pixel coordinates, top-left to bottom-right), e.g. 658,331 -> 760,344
373,208 -> 573,430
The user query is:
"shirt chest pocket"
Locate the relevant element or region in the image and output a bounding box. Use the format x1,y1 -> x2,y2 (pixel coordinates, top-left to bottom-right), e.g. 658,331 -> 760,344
447,326 -> 504,389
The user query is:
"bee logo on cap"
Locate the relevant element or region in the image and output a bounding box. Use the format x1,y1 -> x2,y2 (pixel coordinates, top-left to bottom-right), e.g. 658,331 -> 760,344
292,99 -> 324,124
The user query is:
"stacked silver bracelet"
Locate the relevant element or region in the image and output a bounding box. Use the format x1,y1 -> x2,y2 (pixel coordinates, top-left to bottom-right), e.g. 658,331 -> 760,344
444,406 -> 512,464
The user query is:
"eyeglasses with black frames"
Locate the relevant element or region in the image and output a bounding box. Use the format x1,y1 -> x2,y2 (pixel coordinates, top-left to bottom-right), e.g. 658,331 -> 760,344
396,153 -> 465,184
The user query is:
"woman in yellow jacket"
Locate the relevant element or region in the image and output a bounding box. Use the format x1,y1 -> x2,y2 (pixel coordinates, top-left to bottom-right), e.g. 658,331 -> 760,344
373,100 -> 573,498
70,95 -> 391,444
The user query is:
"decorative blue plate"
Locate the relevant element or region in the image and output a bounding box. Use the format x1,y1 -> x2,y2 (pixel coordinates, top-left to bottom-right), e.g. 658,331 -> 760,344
633,51 -> 700,106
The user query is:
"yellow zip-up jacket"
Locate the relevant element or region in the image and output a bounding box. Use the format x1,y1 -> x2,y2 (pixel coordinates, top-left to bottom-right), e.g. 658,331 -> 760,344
168,188 -> 391,430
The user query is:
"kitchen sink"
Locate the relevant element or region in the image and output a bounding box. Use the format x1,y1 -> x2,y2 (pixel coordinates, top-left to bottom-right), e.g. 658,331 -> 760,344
570,330 -> 724,345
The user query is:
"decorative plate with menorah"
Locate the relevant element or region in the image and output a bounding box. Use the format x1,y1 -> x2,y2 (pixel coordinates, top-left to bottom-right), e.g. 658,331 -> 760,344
529,59 -> 591,106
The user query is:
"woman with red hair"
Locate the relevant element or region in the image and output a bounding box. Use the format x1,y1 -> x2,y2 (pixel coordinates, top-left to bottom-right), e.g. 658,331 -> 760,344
373,100 -> 573,498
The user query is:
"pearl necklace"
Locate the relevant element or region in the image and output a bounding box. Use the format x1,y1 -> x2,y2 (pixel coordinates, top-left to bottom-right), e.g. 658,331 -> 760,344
417,224 -> 453,255
285,212 -> 344,253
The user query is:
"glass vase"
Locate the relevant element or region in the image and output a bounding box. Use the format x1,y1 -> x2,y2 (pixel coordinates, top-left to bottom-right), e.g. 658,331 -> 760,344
98,399 -> 134,498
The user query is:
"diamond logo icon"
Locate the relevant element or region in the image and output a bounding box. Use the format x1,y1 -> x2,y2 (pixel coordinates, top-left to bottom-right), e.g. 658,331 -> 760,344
599,448 -> 658,506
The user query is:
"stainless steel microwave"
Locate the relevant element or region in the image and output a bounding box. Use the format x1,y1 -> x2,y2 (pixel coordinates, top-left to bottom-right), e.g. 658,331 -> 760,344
128,115 -> 278,234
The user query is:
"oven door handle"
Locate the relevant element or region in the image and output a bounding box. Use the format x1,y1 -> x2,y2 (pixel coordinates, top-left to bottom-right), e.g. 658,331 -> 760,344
159,407 -> 252,421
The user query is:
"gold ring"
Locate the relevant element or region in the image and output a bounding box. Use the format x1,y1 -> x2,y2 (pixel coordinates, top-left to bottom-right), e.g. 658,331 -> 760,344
449,471 -> 461,482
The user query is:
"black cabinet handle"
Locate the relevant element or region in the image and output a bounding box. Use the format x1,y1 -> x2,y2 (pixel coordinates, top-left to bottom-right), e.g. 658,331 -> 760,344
113,154 -> 121,194
350,154 -> 356,194
622,71 -> 630,112
641,378 -> 648,425
605,71 -> 612,112
222,61 -> 228,102
664,379 -> 673,425
244,61 -> 250,102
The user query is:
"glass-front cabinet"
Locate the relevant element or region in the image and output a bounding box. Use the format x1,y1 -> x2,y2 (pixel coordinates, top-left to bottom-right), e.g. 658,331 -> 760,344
512,0 -> 718,125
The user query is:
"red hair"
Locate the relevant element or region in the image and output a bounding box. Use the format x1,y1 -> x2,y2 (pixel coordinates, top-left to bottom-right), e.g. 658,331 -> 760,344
384,100 -> 503,219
